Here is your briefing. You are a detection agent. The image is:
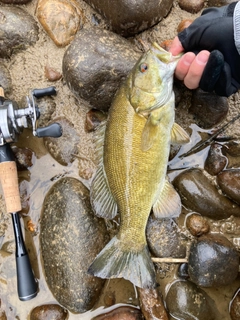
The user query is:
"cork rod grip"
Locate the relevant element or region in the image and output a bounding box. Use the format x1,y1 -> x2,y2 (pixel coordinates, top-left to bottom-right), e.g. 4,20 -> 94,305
0,161 -> 21,213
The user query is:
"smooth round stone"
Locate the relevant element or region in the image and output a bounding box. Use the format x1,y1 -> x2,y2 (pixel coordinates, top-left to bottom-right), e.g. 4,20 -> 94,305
0,6 -> 38,58
204,143 -> 227,175
36,0 -> 84,47
217,169 -> 240,204
166,280 -> 220,320
92,306 -> 144,320
40,177 -> 109,313
62,27 -> 140,111
83,0 -> 173,37
230,289 -> 240,320
188,234 -> 239,287
186,213 -> 210,237
190,89 -> 229,129
178,263 -> 189,280
173,168 -> 240,219
30,304 -> 68,320
178,0 -> 204,13
44,117 -> 80,166
146,216 -> 186,258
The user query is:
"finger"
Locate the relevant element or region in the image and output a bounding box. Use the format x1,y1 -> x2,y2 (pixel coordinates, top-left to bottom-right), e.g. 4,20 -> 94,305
175,52 -> 196,80
169,36 -> 184,56
184,51 -> 210,89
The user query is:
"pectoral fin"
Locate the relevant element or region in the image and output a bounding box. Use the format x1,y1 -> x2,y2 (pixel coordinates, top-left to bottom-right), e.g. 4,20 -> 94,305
90,166 -> 118,219
153,179 -> 181,218
171,123 -> 190,145
141,116 -> 159,152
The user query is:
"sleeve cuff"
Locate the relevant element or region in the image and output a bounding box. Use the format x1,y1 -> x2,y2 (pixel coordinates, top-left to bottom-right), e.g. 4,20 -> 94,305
234,1 -> 240,55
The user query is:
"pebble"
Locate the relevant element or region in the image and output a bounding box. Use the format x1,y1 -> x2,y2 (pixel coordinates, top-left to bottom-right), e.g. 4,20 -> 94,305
36,0 -> 84,47
230,289 -> 240,320
44,65 -> 62,82
40,177 -> 109,313
30,304 -> 68,320
137,287 -> 168,320
188,234 -> 239,287
92,306 -> 144,320
44,117 -> 80,166
204,143 -> 227,175
217,169 -> 240,204
85,109 -> 108,132
186,213 -> 210,236
190,89 -> 229,129
0,6 -> 38,58
0,63 -> 12,95
177,19 -> 193,32
172,168 -> 240,219
146,216 -> 187,258
62,27 -> 140,111
178,0 -> 205,13
12,147 -> 34,170
177,263 -> 189,280
84,0 -> 173,37
166,280 -> 220,320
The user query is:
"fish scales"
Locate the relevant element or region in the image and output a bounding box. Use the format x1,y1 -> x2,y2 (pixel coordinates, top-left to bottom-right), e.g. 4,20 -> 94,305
88,43 -> 190,288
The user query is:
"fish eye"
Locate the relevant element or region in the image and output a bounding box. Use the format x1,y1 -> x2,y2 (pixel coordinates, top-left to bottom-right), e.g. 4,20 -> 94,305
139,63 -> 148,73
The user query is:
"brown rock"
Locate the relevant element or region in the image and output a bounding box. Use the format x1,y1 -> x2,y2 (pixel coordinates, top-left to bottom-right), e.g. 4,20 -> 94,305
178,0 -> 204,13
84,0 -> 174,37
217,169 -> 240,204
30,304 -> 68,320
92,306 -> 144,320
44,65 -> 62,81
204,143 -> 227,175
190,89 -> 229,129
36,0 -> 84,47
137,287 -> 169,320
230,289 -> 240,320
186,213 -> 210,236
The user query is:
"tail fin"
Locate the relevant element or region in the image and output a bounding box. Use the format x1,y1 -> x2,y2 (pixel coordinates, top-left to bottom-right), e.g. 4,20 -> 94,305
88,236 -> 156,289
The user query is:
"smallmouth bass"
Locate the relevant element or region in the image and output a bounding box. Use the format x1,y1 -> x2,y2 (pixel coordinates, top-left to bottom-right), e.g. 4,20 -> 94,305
88,43 -> 189,288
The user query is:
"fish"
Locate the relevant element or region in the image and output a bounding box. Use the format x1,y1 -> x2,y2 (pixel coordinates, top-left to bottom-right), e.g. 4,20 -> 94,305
88,42 -> 190,289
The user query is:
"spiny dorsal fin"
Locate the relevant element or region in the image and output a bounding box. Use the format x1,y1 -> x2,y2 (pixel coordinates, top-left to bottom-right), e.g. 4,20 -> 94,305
171,123 -> 190,145
153,179 -> 181,218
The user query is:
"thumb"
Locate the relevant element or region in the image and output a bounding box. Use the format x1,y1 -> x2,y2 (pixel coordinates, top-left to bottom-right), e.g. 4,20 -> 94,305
169,36 -> 184,56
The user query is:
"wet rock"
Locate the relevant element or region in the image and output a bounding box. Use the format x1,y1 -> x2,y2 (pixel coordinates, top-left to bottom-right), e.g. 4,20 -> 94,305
146,216 -> 187,258
230,289 -> 240,320
204,143 -> 227,175
186,213 -> 210,236
30,304 -> 68,320
62,27 -> 140,111
166,280 -> 220,320
178,0 -> 204,13
84,0 -> 173,37
85,109 -> 107,132
222,141 -> 240,168
190,89 -> 229,129
137,287 -> 169,320
36,0 -> 84,47
0,63 -> 12,95
40,177 -> 109,313
92,306 -> 144,320
217,169 -> 240,204
12,147 -> 35,170
0,6 -> 38,58
188,234 -> 239,287
172,168 -> 240,219
44,118 -> 80,166
178,263 -> 189,280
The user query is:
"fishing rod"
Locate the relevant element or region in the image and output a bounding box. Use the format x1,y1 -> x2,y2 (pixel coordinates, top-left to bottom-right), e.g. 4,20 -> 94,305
0,86 -> 62,301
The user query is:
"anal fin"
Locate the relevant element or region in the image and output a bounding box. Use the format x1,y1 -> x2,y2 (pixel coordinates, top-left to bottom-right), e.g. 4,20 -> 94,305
171,123 -> 190,145
90,166 -> 118,219
153,179 -> 181,218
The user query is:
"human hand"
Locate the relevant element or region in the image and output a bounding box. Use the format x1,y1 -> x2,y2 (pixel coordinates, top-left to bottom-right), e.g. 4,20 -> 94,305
170,2 -> 240,97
